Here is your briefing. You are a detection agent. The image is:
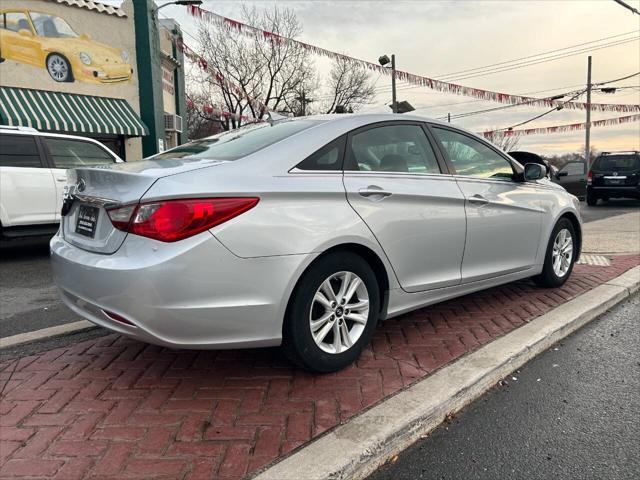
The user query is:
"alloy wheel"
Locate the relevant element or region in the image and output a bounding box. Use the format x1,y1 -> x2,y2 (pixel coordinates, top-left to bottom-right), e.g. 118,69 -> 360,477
309,271 -> 369,354
47,55 -> 68,82
552,228 -> 573,277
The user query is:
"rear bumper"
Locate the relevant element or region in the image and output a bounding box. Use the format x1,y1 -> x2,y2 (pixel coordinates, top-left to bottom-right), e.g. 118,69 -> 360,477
50,231 -> 315,349
588,185 -> 640,198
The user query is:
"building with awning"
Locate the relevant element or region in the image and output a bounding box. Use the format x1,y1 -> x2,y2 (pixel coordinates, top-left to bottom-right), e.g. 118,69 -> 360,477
0,0 -> 186,159
0,86 -> 148,138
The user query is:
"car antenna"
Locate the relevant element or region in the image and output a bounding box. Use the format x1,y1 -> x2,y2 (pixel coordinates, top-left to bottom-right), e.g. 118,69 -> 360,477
266,111 -> 287,126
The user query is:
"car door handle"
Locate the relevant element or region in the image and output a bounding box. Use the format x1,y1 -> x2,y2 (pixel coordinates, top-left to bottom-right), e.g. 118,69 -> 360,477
56,178 -> 67,182
468,194 -> 489,205
358,186 -> 392,198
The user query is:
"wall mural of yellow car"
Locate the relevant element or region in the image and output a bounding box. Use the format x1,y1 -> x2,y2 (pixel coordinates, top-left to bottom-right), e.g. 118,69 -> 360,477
0,9 -> 133,84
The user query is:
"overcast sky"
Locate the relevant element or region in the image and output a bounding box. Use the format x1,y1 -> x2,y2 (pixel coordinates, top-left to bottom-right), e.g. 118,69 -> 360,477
123,0 -> 639,154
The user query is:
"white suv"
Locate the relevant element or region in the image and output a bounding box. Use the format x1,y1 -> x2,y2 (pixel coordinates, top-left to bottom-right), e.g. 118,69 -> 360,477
0,126 -> 122,239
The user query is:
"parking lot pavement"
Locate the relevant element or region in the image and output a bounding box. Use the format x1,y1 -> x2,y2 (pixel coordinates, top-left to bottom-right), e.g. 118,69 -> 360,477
0,255 -> 637,479
1,199 -> 638,342
369,292 -> 640,480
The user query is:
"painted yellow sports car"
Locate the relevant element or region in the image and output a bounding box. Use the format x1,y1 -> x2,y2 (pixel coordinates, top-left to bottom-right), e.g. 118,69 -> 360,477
0,9 -> 133,84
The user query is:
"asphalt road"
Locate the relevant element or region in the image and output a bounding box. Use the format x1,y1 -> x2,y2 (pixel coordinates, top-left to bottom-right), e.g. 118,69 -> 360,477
369,293 -> 640,480
1,199 -> 638,339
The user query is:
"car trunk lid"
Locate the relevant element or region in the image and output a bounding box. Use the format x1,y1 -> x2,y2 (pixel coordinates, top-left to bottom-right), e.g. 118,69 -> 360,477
61,158 -> 226,254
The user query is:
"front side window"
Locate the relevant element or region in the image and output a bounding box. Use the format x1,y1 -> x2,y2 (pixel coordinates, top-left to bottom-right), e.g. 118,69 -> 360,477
346,124 -> 441,174
433,127 -> 514,180
560,162 -> 585,176
296,136 -> 345,171
45,138 -> 115,169
30,12 -> 78,38
4,12 -> 32,33
152,120 -> 320,161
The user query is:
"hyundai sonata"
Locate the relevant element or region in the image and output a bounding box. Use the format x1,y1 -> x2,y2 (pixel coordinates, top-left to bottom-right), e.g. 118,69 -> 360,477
51,114 -> 581,372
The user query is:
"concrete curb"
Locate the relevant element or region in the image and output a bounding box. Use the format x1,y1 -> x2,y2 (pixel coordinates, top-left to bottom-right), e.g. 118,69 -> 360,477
0,320 -> 95,349
254,266 -> 640,480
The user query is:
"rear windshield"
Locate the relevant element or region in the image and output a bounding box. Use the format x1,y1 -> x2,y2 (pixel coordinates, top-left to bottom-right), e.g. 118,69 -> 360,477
592,154 -> 640,171
152,120 -> 319,161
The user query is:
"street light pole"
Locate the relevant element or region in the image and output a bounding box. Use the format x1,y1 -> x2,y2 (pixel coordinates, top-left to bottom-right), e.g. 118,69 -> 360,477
391,54 -> 397,114
585,56 -> 592,169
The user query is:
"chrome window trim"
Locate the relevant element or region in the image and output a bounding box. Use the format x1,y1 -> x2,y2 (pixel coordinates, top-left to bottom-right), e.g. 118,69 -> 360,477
288,168 -> 453,180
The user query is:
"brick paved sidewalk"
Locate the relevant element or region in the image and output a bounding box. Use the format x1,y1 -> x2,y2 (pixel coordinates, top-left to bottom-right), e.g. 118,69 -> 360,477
1,255 -> 638,480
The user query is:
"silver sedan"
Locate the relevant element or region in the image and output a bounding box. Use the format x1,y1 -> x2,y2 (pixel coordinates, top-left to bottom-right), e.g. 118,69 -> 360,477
51,114 -> 582,372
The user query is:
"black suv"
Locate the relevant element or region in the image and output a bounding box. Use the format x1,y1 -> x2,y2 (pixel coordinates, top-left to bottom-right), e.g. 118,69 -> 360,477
587,151 -> 640,206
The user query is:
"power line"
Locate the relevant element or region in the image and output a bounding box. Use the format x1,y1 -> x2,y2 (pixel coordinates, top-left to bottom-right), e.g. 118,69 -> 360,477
503,89 -> 587,131
441,37 -> 638,83
434,30 -> 639,80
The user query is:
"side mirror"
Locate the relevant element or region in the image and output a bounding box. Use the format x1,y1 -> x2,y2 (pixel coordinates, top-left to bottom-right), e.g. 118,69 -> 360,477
524,163 -> 545,181
18,29 -> 33,38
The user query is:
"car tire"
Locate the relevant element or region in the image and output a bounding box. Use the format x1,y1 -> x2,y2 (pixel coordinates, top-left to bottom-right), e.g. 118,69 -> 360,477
586,191 -> 598,206
532,218 -> 577,288
46,54 -> 74,83
282,252 -> 380,373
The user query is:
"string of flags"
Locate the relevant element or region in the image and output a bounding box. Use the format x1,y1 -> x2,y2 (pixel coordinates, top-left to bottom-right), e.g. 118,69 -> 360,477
481,114 -> 640,138
187,5 -> 640,114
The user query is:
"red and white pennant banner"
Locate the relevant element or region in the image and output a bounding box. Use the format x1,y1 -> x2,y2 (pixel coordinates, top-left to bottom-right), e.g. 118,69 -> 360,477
481,114 -> 640,138
187,5 -> 640,114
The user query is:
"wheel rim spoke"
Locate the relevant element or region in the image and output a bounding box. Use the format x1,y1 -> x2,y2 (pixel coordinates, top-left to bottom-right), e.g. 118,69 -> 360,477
346,312 -> 367,325
336,272 -> 351,302
321,279 -> 337,303
310,312 -> 332,333
345,299 -> 368,311
313,291 -> 332,310
332,321 -> 342,353
344,277 -> 362,304
340,322 -> 353,348
314,318 -> 334,344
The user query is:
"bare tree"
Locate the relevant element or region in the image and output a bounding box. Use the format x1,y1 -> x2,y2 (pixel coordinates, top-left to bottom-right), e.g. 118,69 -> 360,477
322,57 -> 375,114
196,5 -> 315,128
486,131 -> 521,152
185,85 -> 225,140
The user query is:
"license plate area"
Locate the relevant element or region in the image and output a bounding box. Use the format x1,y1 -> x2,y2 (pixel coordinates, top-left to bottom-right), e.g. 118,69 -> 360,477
76,204 -> 99,238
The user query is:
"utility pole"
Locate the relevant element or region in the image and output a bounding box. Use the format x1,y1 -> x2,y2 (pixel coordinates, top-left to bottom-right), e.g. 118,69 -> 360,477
391,54 -> 397,114
585,56 -> 592,169
295,91 -> 314,117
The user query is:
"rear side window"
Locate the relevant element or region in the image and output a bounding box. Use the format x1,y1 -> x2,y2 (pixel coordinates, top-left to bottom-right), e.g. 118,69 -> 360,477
152,120 -> 319,161
296,136 -> 345,171
44,137 -> 115,169
0,134 -> 42,167
346,124 -> 441,174
592,155 -> 640,171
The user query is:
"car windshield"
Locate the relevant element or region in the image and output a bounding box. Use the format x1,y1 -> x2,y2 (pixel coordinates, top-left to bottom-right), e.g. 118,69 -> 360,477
592,154 -> 640,171
30,12 -> 78,38
152,120 -> 319,161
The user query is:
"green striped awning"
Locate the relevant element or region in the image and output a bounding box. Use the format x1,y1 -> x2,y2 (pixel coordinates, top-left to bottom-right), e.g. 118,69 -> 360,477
0,86 -> 148,137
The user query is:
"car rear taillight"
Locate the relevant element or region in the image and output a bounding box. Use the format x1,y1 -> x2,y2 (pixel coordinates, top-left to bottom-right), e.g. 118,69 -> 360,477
106,198 -> 259,242
587,170 -> 593,184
